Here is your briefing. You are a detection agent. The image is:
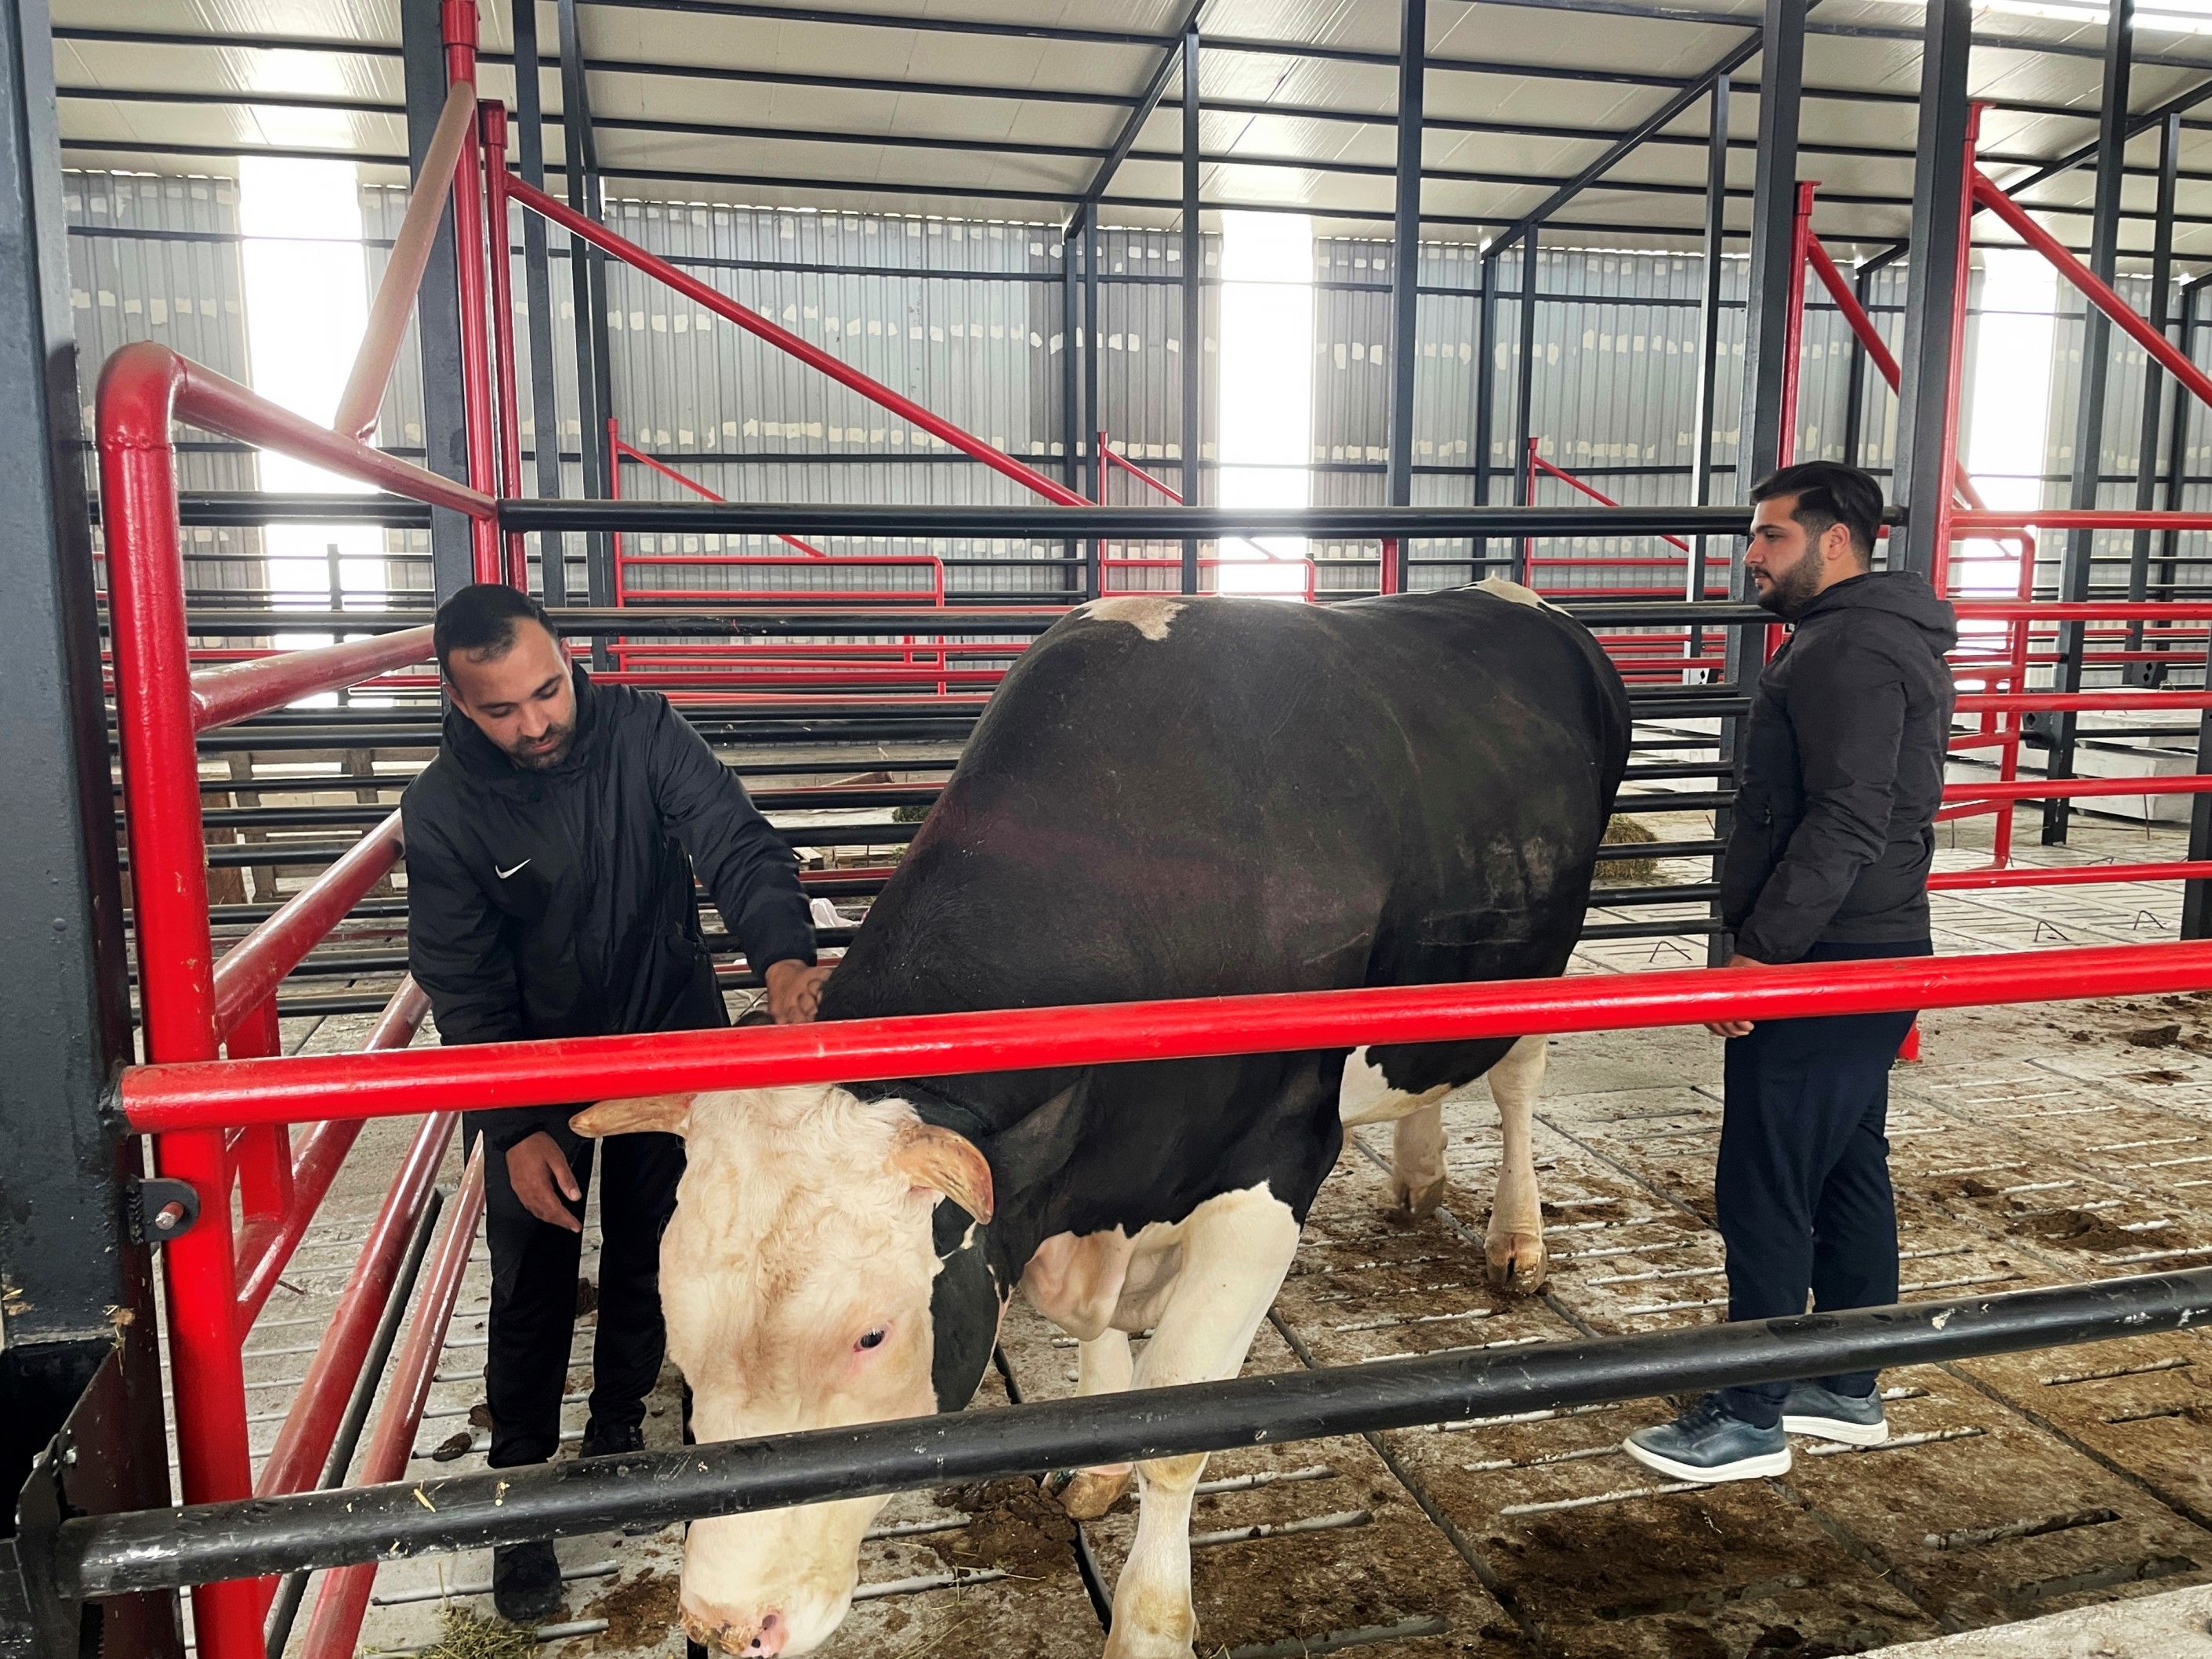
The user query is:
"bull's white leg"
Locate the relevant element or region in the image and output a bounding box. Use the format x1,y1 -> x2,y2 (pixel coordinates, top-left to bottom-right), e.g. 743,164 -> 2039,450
1484,1034 -> 1550,1293
1387,1101 -> 1448,1222
1059,1330 -> 1135,1520
1104,1186 -> 1301,1659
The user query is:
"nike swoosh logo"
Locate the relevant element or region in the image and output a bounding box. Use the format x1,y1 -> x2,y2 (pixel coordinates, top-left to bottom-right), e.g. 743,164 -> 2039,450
495,860 -> 531,880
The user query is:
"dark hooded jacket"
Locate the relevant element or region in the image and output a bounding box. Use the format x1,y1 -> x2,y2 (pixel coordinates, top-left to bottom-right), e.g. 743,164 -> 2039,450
403,666 -> 814,1149
1719,570 -> 1958,965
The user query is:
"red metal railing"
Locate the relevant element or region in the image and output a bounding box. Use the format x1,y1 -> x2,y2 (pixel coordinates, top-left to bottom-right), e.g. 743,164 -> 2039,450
117,940 -> 2212,1131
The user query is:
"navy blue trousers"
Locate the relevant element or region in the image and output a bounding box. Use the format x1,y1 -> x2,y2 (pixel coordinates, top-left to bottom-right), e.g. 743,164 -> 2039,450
1716,938 -> 1929,1427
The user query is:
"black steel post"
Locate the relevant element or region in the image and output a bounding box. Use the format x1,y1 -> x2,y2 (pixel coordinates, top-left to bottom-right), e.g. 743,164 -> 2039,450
1688,74 -> 1729,621
1739,0 -> 1807,483
1083,207 -> 1101,598
0,0 -> 177,1649
1892,0 -> 1974,581
1472,247 -> 1498,574
1061,219 -> 1082,596
2046,0 -> 2134,845
1510,226 -> 1539,585
2124,107 -> 2181,679
2155,274 -> 2209,604
401,0 -> 473,599
1387,0 -> 1427,595
557,0 -> 616,630
1180,24 -> 1202,594
512,0 -> 567,606
1840,262 -> 1871,470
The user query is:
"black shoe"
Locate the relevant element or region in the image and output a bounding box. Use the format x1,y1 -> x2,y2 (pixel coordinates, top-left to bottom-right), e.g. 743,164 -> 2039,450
492,1539 -> 562,1624
581,1418 -> 646,1458
1623,1394 -> 1790,1484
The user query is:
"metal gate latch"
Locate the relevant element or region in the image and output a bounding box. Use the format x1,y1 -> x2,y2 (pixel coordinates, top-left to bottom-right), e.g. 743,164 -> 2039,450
126,1177 -> 201,1244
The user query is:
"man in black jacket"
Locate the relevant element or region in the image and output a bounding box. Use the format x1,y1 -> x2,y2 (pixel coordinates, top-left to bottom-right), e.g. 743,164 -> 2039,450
404,584 -> 825,1619
1626,461 -> 1956,1484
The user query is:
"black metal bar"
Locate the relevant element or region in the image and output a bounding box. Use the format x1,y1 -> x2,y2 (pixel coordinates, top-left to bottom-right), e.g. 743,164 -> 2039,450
1081,208 -> 1102,598
1740,0 -> 1807,481
1688,71 -> 1730,658
1386,0 -> 1426,595
498,501 -> 1770,537
1471,247 -> 1499,576
401,0 -> 473,598
2047,0 -> 2134,846
1180,25 -> 1202,596
2155,275 -> 2210,610
557,0 -> 615,631
1841,262 -> 1871,470
1510,232 -> 1539,585
512,0 -> 568,607
53,1269 -> 2212,1599
2125,108 -> 2181,676
1892,0 -> 1975,582
1074,2 -> 1203,210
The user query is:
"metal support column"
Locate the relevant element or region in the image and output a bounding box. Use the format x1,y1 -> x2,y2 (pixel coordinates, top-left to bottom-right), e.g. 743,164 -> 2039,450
1385,0 -> 1427,596
1061,219 -> 1082,594
1472,248 -> 1498,577
1688,72 -> 1729,617
1510,226 -> 1539,585
1082,207 -> 1102,598
2046,0 -> 2134,845
1180,24 -> 1202,595
557,0 -> 615,627
0,0 -> 177,1650
512,0 -> 565,605
1892,0 -> 1975,581
401,0 -> 473,598
2124,107 -> 2181,682
2174,276 -> 2212,937
1739,0 -> 1808,485
1840,263 -> 1872,470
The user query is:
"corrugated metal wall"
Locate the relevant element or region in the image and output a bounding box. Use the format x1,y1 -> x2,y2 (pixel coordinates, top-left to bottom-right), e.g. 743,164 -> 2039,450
65,171 -> 260,602
68,169 -> 2212,613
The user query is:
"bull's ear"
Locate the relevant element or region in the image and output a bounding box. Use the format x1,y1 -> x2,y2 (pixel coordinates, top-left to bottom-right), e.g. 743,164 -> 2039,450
571,1093 -> 694,1138
890,1123 -> 995,1225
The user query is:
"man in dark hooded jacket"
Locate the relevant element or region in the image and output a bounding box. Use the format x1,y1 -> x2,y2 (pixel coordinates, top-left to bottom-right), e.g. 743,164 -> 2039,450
403,584 -> 826,1620
1626,461 -> 1956,1484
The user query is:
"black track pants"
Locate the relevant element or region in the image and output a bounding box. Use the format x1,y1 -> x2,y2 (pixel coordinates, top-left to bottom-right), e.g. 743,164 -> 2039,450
1714,938 -> 1930,1427
464,1115 -> 686,1469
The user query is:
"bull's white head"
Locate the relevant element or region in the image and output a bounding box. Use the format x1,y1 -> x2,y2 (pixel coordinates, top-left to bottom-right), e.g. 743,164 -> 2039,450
571,1085 -> 993,1657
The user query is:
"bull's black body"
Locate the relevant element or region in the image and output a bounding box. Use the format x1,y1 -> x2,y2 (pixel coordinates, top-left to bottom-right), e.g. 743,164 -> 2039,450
818,588 -> 1630,1409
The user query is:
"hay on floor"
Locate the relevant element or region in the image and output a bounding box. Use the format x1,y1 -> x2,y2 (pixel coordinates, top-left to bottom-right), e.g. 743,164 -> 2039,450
414,1604 -> 540,1659
1596,813 -> 1661,885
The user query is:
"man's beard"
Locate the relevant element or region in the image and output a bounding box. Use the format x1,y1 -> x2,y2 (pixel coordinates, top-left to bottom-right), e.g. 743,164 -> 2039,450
1753,555 -> 1822,621
505,723 -> 576,770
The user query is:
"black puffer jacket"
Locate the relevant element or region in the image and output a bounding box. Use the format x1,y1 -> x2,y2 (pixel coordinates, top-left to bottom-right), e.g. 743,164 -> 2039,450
1719,571 -> 1957,965
403,667 -> 814,1148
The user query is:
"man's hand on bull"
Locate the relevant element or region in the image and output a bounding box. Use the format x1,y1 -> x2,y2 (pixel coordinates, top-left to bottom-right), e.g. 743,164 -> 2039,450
1704,952 -> 1765,1039
507,1132 -> 586,1233
763,958 -> 833,1024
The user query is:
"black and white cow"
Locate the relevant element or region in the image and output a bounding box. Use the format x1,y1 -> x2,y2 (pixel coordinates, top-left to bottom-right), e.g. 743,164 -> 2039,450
575,581 -> 1630,1658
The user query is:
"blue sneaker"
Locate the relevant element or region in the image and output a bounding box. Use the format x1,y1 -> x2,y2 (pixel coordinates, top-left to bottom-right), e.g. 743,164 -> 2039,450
1623,1395 -> 1790,1483
1781,1381 -> 1888,1446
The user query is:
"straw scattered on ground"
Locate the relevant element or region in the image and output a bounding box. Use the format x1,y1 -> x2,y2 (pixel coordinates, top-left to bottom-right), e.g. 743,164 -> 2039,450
415,1604 -> 539,1659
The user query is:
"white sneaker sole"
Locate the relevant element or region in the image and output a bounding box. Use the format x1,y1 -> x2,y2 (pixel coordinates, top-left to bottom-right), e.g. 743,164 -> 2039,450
1621,1436 -> 1791,1484
1782,1412 -> 1890,1447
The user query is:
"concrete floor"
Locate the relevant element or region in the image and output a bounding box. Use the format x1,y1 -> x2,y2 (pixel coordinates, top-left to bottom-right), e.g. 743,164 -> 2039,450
216,790 -> 2212,1659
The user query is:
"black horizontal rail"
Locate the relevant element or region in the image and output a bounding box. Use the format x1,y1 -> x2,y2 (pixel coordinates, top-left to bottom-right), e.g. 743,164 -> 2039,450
53,1269 -> 2212,1599
499,502 -> 1769,538
163,599 -> 1772,636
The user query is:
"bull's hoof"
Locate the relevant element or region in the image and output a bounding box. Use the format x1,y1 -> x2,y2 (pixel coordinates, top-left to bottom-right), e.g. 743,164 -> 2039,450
1384,1176 -> 1446,1226
1056,1464 -> 1133,1519
1102,1617 -> 1197,1659
1485,1232 -> 1550,1294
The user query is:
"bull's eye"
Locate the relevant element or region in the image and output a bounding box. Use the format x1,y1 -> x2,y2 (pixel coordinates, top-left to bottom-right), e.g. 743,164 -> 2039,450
855,1328 -> 887,1352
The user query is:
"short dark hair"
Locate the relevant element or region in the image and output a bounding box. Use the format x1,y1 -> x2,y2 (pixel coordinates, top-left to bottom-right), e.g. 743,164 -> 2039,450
1749,461 -> 1884,564
434,583 -> 554,679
